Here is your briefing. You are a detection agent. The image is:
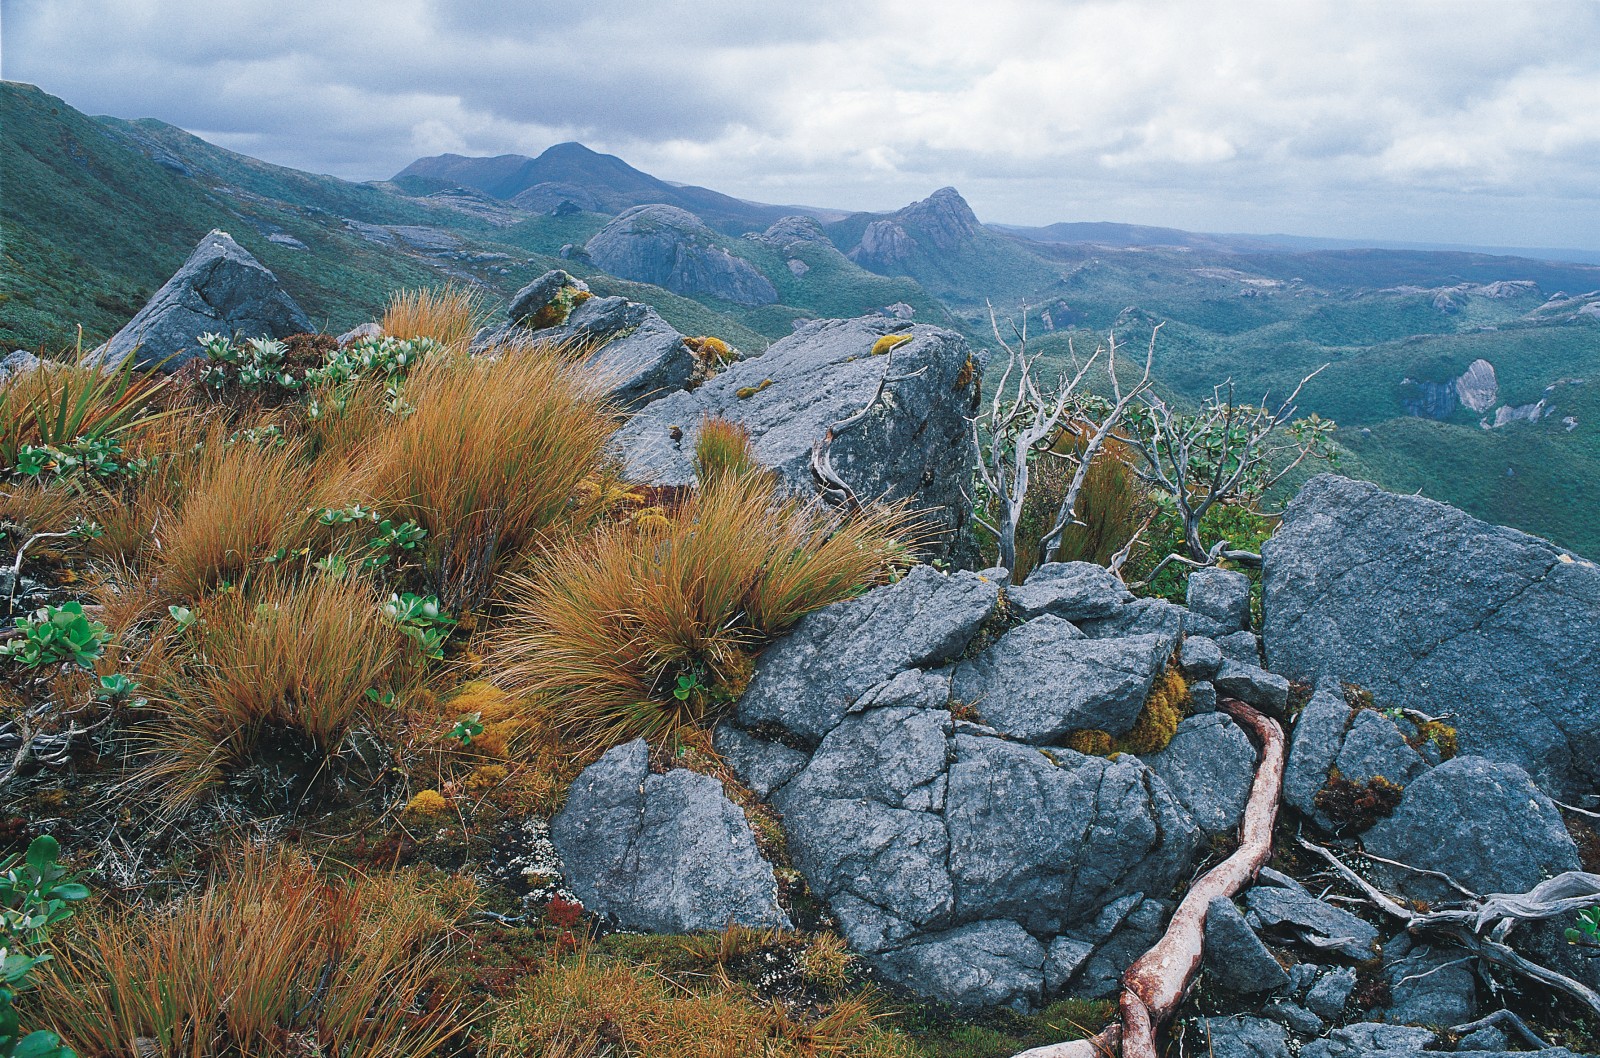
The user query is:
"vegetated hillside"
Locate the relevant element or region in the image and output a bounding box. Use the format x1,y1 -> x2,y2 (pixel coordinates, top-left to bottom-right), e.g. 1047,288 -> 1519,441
0,83 -> 774,354
394,142 -> 832,235
9,80 -> 1598,552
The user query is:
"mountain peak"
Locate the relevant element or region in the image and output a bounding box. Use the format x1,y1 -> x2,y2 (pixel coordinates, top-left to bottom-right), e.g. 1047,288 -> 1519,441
894,186 -> 979,251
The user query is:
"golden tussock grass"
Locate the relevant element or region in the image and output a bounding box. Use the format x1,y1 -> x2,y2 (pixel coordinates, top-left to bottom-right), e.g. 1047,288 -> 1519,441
349,346 -> 617,609
149,436 -> 317,601
484,952 -> 911,1058
490,465 -> 914,749
381,284 -> 484,353
136,573 -> 414,806
35,847 -> 474,1058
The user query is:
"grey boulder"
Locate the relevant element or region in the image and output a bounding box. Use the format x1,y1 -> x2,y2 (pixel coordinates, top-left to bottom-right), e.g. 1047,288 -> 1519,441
1202,1017 -> 1292,1058
1371,935 -> 1476,1026
1214,659 -> 1290,715
476,283 -> 695,410
1187,566 -> 1252,637
1005,561 -> 1132,620
1362,755 -> 1580,901
1145,713 -> 1257,836
874,919 -> 1046,1011
1245,884 -> 1379,960
949,621 -> 1170,743
738,565 -> 996,744
91,230 -> 312,371
1205,896 -> 1289,994
613,316 -> 982,551
1263,474 -> 1600,797
551,740 -> 788,933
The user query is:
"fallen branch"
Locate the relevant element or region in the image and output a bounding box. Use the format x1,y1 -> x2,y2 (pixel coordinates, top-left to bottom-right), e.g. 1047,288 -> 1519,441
1012,698 -> 1285,1058
1297,836 -> 1600,1019
1449,1008 -> 1553,1050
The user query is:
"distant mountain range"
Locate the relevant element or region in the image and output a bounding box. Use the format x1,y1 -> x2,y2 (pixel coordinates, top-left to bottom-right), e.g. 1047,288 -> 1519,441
5,79 -> 1599,557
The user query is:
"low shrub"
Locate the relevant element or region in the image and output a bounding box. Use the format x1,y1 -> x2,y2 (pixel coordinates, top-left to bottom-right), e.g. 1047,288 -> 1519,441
491,467 -> 914,748
35,848 -> 473,1058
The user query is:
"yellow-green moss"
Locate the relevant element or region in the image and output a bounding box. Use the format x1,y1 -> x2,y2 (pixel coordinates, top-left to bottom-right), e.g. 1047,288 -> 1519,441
404,789 -> 450,817
871,333 -> 913,356
1117,667 -> 1188,754
1410,719 -> 1458,759
1066,729 -> 1115,756
735,378 -> 773,400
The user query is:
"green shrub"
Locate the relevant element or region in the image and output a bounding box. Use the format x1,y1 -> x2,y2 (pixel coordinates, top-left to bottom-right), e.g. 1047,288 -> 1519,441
1,835 -> 88,1058
0,602 -> 108,669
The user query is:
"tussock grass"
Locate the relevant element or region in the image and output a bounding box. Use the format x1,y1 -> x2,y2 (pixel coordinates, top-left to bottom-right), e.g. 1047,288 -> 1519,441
36,847 -> 473,1058
692,415 -> 765,486
350,346 -> 617,609
485,953 -> 909,1058
381,284 -> 484,353
491,467 -> 914,748
137,573 -> 413,806
150,436 -> 316,601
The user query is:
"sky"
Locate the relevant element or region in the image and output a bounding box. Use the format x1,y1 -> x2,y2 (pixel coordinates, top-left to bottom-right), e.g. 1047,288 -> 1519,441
6,0 -> 1600,250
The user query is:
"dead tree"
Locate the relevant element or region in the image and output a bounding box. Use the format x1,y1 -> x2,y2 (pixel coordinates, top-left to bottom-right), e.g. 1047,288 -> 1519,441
1012,697 -> 1286,1058
1123,367 -> 1335,579
969,307 -> 1154,582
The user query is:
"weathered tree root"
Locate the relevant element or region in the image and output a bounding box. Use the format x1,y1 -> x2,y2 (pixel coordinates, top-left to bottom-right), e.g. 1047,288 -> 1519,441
1012,698 -> 1285,1058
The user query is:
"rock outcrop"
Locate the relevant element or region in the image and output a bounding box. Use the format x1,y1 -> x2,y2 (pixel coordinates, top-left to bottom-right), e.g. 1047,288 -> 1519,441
550,739 -> 789,934
585,204 -> 778,305
91,230 -> 312,371
472,270 -> 695,409
612,316 -> 981,551
1262,474 -> 1600,796
716,563 -> 1213,1010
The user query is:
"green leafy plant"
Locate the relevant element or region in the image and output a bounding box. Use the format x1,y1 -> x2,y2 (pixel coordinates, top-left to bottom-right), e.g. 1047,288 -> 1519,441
0,603 -> 108,669
1566,906 -> 1600,947
446,714 -> 484,746
1,835 -> 88,1058
383,593 -> 456,661
166,605 -> 196,633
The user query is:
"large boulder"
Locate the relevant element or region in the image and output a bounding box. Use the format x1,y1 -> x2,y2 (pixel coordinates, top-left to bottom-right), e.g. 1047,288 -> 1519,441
614,315 -> 983,552
1362,755 -> 1580,901
1262,474 -> 1600,796
473,271 -> 695,409
91,230 -> 312,371
949,620 -> 1171,743
550,740 -> 789,933
585,204 -> 778,306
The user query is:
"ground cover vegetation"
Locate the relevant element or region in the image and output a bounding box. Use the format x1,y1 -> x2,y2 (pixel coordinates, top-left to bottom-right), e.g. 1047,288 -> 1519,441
0,286 -> 1123,1057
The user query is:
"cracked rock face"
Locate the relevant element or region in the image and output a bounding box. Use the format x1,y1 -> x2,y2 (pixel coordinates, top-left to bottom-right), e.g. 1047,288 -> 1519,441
550,740 -> 789,934
723,567 -> 1207,1010
1262,474 -> 1600,797
91,230 -> 312,372
614,316 -> 983,556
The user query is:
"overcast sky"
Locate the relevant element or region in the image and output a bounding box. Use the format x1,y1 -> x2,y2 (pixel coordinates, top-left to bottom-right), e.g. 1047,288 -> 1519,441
6,0 -> 1600,249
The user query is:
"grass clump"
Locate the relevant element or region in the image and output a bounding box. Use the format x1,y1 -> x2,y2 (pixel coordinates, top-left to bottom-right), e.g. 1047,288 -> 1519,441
137,573 -> 414,807
491,466 -> 913,748
349,345 -> 616,609
380,283 -> 483,353
484,953 -> 911,1058
693,415 -> 765,486
34,848 -> 473,1058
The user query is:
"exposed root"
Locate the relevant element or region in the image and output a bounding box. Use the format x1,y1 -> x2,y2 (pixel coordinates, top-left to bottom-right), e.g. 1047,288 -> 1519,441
1012,698 -> 1285,1058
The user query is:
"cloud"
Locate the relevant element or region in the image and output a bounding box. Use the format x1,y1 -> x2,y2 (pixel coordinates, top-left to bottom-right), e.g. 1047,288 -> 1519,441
4,0 -> 1599,247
